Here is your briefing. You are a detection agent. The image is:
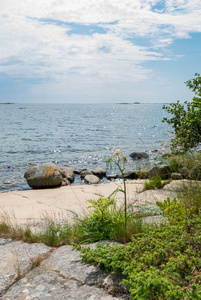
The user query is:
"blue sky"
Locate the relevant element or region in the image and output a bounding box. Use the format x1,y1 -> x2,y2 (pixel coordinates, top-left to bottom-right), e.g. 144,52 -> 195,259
0,0 -> 201,103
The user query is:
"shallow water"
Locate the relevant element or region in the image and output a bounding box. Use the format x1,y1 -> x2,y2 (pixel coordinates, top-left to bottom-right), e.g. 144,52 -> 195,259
0,103 -> 171,192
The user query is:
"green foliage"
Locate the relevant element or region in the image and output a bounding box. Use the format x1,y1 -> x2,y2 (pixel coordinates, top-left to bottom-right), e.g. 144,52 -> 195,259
80,215 -> 201,299
144,175 -> 164,190
157,183 -> 201,225
157,197 -> 190,225
162,73 -> 201,152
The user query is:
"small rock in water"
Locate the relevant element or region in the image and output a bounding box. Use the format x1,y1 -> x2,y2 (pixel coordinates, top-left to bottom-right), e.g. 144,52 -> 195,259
129,152 -> 149,160
84,174 -> 100,184
106,174 -> 118,180
92,167 -> 107,178
80,170 -> 93,178
120,171 -> 138,180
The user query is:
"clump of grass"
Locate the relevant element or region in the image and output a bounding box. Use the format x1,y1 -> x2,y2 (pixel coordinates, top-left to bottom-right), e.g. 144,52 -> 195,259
0,216 -> 81,247
144,175 -> 164,190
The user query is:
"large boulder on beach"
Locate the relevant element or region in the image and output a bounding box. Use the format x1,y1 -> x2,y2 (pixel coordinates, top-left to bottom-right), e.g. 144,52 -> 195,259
149,165 -> 171,180
24,163 -> 63,189
92,167 -> 107,178
129,152 -> 149,160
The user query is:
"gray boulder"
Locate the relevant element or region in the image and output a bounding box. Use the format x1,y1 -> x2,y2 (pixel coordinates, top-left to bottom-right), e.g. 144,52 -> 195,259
74,168 -> 87,175
130,152 -> 149,160
149,165 -> 171,180
106,173 -> 118,180
84,174 -> 100,184
24,163 -> 63,189
119,171 -> 138,180
171,173 -> 182,180
80,170 -> 93,178
92,167 -> 107,178
60,167 -> 75,183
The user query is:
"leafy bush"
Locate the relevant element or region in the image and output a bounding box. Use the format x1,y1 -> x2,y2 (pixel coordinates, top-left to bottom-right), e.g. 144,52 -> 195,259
157,182 -> 201,225
162,73 -> 201,152
80,215 -> 201,299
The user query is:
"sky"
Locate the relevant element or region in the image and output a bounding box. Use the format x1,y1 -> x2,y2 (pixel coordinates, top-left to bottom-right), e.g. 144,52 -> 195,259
0,0 -> 201,103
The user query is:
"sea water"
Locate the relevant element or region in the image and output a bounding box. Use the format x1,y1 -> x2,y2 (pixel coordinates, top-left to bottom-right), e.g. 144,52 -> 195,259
0,103 -> 171,192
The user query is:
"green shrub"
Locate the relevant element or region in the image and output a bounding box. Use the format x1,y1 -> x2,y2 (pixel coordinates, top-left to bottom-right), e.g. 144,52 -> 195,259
80,215 -> 201,299
157,182 -> 201,225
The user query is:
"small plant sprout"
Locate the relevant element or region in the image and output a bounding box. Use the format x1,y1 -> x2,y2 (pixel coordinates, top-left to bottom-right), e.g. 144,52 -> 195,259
107,151 -> 128,232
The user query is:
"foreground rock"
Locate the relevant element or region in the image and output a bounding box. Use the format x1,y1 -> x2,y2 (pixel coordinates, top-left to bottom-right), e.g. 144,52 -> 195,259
1,240 -> 126,299
0,241 -> 52,296
24,163 -> 63,189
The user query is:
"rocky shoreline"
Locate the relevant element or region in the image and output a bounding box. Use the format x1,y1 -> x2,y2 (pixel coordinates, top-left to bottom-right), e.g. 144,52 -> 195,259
0,239 -> 128,299
24,152 -> 199,190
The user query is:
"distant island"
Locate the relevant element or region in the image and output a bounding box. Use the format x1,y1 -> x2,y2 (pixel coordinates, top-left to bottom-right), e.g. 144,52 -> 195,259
0,102 -> 14,104
118,102 -> 140,104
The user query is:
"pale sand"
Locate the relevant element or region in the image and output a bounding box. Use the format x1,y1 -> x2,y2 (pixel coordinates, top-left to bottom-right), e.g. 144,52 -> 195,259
0,180 -> 182,227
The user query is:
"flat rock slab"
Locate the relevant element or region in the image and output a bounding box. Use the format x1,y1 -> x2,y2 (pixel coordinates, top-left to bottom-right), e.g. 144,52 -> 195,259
1,241 -> 124,299
0,181 -> 145,226
0,241 -> 52,296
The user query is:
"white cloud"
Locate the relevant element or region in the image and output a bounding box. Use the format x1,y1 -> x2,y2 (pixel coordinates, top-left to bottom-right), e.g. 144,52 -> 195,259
0,0 -> 201,102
